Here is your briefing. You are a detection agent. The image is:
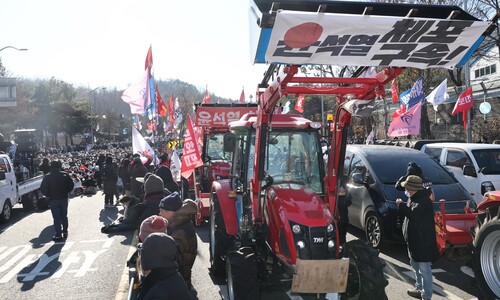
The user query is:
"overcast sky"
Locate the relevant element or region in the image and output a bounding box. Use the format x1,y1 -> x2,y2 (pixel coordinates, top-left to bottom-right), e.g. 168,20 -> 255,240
0,0 -> 268,101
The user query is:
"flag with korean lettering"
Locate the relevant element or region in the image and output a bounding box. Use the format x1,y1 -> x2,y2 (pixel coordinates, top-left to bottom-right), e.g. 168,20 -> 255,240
387,99 -> 423,137
400,77 -> 424,110
121,69 -> 148,114
132,126 -> 159,164
170,149 -> 181,182
392,103 -> 406,119
295,95 -> 305,113
181,115 -> 203,179
426,79 -> 448,111
391,79 -> 399,104
452,87 -> 473,129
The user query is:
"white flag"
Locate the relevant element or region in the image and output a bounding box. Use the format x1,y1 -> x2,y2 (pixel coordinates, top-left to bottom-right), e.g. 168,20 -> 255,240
121,69 -> 148,115
96,123 -> 100,132
425,79 -> 448,111
132,126 -> 159,165
282,101 -> 291,114
174,97 -> 183,126
170,149 -> 181,182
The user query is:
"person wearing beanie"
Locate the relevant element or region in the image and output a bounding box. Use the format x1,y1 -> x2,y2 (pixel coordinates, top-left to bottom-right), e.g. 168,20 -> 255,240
136,174 -> 165,226
396,175 -> 438,300
40,159 -> 74,241
159,192 -> 198,288
139,215 -> 168,242
137,232 -> 191,300
395,161 -> 434,201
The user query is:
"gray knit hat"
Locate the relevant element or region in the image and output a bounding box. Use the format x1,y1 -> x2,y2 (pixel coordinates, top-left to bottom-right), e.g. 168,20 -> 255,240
140,232 -> 178,271
144,174 -> 164,195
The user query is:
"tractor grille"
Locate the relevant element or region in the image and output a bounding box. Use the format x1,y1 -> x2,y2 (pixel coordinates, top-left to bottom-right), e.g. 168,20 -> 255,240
308,226 -> 328,259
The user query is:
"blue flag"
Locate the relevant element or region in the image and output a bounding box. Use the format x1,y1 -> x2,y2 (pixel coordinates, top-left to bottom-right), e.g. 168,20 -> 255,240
400,77 -> 424,110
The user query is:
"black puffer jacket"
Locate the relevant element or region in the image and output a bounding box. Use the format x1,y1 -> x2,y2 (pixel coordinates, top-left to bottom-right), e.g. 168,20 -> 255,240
137,268 -> 191,300
41,168 -> 74,200
136,192 -> 164,226
167,200 -> 198,284
129,157 -> 148,198
398,188 -> 439,262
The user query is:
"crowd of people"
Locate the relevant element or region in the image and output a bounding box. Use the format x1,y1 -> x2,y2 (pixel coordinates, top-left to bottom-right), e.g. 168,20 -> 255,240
36,143 -> 197,300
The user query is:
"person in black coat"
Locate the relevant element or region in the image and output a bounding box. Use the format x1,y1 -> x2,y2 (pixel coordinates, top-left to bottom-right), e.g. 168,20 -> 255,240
40,160 -> 74,241
137,232 -> 191,300
396,175 -> 438,300
154,166 -> 179,194
102,156 -> 118,208
39,158 -> 51,175
129,156 -> 148,198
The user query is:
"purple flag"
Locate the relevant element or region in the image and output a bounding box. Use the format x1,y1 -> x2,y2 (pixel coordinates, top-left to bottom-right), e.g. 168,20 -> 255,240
121,69 -> 148,115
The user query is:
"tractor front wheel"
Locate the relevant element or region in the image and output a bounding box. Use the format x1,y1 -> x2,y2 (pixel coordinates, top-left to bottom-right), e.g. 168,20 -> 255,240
472,207 -> 500,300
341,239 -> 388,300
209,195 -> 230,276
226,247 -> 259,300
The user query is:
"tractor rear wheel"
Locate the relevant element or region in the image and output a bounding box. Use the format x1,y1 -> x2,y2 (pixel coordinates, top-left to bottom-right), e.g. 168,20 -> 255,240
226,247 -> 259,300
341,239 -> 388,300
472,206 -> 500,300
209,195 -> 230,276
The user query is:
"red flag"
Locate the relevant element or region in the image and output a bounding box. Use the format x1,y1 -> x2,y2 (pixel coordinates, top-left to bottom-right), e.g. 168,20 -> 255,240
295,95 -> 305,113
203,88 -> 210,104
452,87 -> 473,128
391,79 -> 399,104
155,84 -> 167,117
239,88 -> 245,103
167,95 -> 175,123
392,103 -> 406,119
181,115 -> 203,179
145,46 -> 153,74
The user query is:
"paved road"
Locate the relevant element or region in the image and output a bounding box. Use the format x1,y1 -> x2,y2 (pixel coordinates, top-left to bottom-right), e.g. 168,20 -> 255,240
0,193 -> 484,300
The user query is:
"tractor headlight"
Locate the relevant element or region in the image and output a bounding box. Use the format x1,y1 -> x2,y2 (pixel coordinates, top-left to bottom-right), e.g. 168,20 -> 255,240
328,239 -> 335,249
292,224 -> 301,234
297,240 -> 306,249
327,224 -> 334,233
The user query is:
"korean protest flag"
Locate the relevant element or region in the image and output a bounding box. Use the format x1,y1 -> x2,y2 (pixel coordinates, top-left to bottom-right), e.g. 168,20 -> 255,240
181,115 -> 203,179
400,77 -> 424,110
426,79 -> 449,111
295,95 -> 305,113
391,79 -> 399,104
121,69 -> 148,115
174,97 -> 183,127
387,99 -> 423,137
170,149 -> 181,182
452,87 -> 473,129
132,126 -> 159,165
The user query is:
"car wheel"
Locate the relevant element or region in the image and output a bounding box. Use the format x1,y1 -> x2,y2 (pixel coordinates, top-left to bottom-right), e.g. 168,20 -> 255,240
365,212 -> 384,248
0,201 -> 12,223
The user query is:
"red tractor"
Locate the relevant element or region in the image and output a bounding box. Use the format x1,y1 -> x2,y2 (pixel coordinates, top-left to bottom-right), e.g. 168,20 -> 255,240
207,1 -> 495,299
193,104 -> 258,226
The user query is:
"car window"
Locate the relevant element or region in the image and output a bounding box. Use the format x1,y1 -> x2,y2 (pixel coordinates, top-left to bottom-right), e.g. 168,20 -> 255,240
424,147 -> 442,161
445,149 -> 470,169
472,149 -> 500,175
343,151 -> 352,177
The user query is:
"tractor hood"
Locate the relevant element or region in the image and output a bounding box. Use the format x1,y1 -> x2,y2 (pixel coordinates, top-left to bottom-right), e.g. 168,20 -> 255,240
267,183 -> 332,227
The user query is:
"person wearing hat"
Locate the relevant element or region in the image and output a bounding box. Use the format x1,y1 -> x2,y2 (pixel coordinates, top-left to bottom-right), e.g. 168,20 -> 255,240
396,175 -> 438,300
40,160 -> 75,241
100,195 -> 142,234
395,162 -> 435,201
137,232 -> 191,300
159,192 -> 198,289
136,174 -> 165,226
128,155 -> 148,198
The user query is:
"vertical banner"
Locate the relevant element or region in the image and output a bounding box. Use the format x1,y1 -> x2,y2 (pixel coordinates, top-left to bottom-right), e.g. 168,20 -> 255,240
181,115 -> 203,179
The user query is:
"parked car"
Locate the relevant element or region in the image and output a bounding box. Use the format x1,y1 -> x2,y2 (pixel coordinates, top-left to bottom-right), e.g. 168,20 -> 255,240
343,145 -> 475,248
421,143 -> 500,204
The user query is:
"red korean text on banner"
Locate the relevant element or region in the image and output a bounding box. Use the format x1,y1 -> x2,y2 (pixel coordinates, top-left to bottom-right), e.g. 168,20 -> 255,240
295,95 -> 305,113
452,87 -> 473,129
391,79 -> 399,104
181,115 -> 203,179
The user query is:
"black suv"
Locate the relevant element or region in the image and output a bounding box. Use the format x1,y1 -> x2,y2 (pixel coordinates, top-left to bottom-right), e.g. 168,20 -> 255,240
343,145 -> 474,248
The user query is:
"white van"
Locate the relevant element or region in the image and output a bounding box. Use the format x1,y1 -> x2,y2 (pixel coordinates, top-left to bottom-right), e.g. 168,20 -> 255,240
421,143 -> 500,204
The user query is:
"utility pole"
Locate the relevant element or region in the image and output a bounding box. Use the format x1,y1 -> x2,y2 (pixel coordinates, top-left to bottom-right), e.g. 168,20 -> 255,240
464,0 -> 473,143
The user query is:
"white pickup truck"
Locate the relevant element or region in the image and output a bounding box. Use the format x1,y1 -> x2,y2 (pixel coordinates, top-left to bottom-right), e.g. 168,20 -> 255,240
0,154 -> 44,223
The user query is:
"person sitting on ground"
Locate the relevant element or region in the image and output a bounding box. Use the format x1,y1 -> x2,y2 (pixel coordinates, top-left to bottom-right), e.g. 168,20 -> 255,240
136,174 -> 165,226
82,175 -> 97,195
101,195 -> 142,234
69,173 -> 84,197
159,192 -> 198,289
137,232 -> 191,300
134,215 -> 170,277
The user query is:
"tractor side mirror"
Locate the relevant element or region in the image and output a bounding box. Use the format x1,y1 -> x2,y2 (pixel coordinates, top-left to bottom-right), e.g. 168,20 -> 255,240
463,164 -> 476,177
223,133 -> 236,152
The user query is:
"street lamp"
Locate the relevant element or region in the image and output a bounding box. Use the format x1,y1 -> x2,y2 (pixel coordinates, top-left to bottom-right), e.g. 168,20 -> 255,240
0,46 -> 28,52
